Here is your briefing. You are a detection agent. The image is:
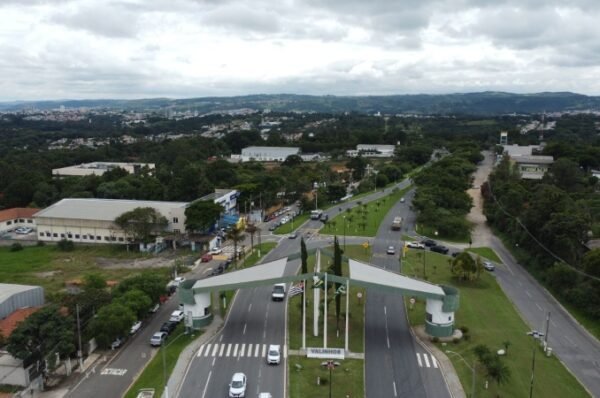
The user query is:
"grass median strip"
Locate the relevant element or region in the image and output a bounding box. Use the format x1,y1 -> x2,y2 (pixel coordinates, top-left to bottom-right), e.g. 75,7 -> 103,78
466,247 -> 502,263
401,249 -> 589,398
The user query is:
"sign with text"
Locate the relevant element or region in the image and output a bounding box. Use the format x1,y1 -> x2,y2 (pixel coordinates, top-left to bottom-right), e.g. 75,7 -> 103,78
306,347 -> 345,359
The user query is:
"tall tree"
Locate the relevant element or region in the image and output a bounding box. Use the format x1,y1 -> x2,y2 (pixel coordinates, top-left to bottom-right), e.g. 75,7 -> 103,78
332,236 -> 343,329
114,207 -> 168,243
227,225 -> 246,269
184,200 -> 224,233
89,303 -> 136,348
114,273 -> 167,303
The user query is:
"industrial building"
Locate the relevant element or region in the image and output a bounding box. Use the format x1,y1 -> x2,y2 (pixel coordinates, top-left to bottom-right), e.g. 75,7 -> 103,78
0,208 -> 39,234
52,161 -> 156,177
0,283 -> 44,320
346,144 -> 396,158
240,146 -> 300,162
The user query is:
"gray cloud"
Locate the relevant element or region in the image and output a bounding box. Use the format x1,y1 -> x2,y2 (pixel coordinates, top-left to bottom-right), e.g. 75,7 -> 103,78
50,3 -> 140,38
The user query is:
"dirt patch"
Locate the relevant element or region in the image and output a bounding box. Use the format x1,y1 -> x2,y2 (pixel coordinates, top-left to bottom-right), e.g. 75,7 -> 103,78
94,252 -> 194,269
466,151 -> 496,247
34,270 -> 63,278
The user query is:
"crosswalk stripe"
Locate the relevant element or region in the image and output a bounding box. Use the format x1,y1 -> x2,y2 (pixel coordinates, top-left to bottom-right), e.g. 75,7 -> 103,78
423,354 -> 430,368
197,345 -> 205,357
219,344 -> 225,357
432,356 -> 438,368
226,344 -> 232,357
204,344 -> 211,357
212,344 -> 219,357
254,344 -> 260,357
240,344 -> 246,357
248,344 -> 253,357
262,344 -> 267,358
416,353 -> 423,367
233,344 -> 239,357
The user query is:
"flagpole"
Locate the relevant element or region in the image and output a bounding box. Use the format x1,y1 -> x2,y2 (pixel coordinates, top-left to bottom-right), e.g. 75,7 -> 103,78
345,279 -> 350,352
324,271 -> 328,348
302,279 -> 306,350
314,250 -> 320,337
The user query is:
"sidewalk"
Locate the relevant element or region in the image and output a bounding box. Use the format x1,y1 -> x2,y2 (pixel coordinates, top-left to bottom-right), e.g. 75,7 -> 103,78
164,314 -> 224,398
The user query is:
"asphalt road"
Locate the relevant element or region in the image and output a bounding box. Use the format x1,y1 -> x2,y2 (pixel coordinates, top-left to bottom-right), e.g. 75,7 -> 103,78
364,189 -> 451,398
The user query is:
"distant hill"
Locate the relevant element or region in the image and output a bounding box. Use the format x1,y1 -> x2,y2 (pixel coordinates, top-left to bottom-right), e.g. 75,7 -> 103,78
2,92 -> 600,115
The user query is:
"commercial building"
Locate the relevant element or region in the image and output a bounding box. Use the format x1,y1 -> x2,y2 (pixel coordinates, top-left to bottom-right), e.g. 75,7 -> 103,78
52,161 -> 156,177
34,198 -> 188,244
240,146 -> 300,162
346,144 -> 396,158
513,155 -> 555,180
0,208 -> 39,234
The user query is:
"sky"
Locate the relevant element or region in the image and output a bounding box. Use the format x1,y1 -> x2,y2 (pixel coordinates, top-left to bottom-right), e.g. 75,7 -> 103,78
1,0 -> 600,100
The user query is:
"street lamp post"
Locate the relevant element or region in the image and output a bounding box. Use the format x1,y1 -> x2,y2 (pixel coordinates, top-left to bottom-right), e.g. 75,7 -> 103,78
527,330 -> 544,398
321,360 -> 340,398
446,350 -> 475,398
343,216 -> 346,250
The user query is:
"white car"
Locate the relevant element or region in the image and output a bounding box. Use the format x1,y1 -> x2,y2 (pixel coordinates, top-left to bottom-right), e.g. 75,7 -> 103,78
267,344 -> 281,365
150,332 -> 167,347
169,310 -> 184,323
111,336 -> 125,350
400,197 -> 405,203
483,261 -> 495,271
173,276 -> 185,286
208,247 -> 223,255
258,393 -> 272,398
228,372 -> 247,398
130,321 -> 142,335
149,303 -> 160,313
406,241 -> 425,249
386,246 -> 396,255
15,227 -> 33,234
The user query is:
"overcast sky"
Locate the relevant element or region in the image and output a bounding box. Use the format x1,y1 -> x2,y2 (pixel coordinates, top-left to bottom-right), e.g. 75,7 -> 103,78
1,0 -> 600,100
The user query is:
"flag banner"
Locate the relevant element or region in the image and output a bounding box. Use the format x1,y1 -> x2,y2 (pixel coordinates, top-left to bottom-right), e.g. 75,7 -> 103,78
289,282 -> 304,297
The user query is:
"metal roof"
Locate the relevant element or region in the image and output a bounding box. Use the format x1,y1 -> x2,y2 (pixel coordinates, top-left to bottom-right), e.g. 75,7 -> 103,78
348,259 -> 445,298
191,258 -> 290,293
34,198 -> 188,221
0,283 -> 41,306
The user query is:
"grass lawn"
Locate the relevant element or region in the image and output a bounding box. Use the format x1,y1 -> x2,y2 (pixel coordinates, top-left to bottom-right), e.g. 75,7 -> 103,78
288,357 -> 363,398
274,213 -> 311,234
124,324 -> 201,398
466,247 -> 502,263
416,223 -> 471,243
0,244 -> 158,298
288,245 -> 369,398
401,250 -> 590,398
321,186 -> 411,237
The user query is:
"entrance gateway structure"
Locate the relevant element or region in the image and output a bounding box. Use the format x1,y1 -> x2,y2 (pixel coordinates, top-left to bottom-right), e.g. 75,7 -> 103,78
179,253 -> 459,343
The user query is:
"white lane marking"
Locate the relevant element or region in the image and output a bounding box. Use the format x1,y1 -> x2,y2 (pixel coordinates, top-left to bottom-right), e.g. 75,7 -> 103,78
525,290 -> 532,298
535,303 -> 543,311
248,303 -> 252,312
384,306 -> 387,315
423,354 -> 431,368
243,323 -> 247,335
204,344 -> 211,357
240,344 -> 246,357
255,344 -> 260,357
219,344 -> 225,357
284,344 -> 287,359
248,344 -> 253,357
233,344 -> 239,357
219,334 -> 223,342
211,357 -> 216,366
262,344 -> 267,358
197,345 -> 205,357
211,344 -> 219,357
432,356 -> 438,368
393,381 -> 398,397
387,337 -> 390,349
201,370 -> 212,398
100,368 -> 127,376
416,353 -> 423,367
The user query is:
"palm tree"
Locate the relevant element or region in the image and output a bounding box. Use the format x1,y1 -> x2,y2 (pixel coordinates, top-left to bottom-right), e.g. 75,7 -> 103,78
245,224 -> 257,254
227,225 -> 246,269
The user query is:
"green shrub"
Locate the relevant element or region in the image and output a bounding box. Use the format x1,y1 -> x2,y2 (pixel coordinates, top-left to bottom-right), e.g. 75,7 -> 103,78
36,241 -> 45,247
10,243 -> 23,252
459,326 -> 469,334
57,239 -> 75,252
431,336 -> 440,343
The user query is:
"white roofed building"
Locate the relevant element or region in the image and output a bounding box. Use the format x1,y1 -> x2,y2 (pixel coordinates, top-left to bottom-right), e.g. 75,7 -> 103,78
52,162 -> 155,177
240,146 -> 300,162
347,144 -> 396,158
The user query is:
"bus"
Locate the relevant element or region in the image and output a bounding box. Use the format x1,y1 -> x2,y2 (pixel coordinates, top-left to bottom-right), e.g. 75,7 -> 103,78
391,216 -> 402,231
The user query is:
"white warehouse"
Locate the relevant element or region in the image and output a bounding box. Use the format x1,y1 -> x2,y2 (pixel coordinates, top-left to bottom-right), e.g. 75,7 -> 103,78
241,146 -> 300,162
52,162 -> 156,177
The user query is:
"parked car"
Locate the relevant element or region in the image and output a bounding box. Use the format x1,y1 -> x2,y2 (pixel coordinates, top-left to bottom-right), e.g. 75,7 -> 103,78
208,247 -> 223,255
149,303 -> 160,313
211,264 -> 224,275
288,232 -> 297,239
201,253 -> 213,262
229,372 -> 247,398
150,332 -> 167,347
387,246 -> 396,255
421,239 -> 437,247
173,276 -> 185,286
169,310 -> 184,323
267,344 -> 281,365
483,261 -> 495,271
406,241 -> 425,249
430,245 -> 449,254
400,197 -> 405,203
130,321 -> 142,335
268,224 -> 277,231
15,227 -> 33,234
160,321 -> 178,335
111,336 -> 125,350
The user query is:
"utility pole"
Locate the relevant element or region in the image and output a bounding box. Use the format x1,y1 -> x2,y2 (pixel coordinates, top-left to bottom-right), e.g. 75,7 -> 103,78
76,304 -> 83,370
544,312 -> 551,346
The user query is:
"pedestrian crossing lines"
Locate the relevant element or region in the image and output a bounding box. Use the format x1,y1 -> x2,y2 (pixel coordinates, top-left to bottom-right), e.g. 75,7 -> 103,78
416,352 -> 438,368
196,343 -> 286,359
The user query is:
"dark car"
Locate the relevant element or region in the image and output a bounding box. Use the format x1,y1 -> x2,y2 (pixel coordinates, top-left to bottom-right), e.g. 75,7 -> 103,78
430,245 -> 449,254
160,321 -> 178,335
211,264 -> 224,276
421,239 -> 437,247
451,251 -> 460,258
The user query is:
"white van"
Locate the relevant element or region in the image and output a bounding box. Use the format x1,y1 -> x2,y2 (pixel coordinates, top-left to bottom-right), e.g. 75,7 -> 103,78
169,310 -> 184,323
271,283 -> 286,301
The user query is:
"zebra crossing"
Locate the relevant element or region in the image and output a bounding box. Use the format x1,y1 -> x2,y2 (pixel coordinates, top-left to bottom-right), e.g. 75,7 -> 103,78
416,352 -> 438,369
196,343 -> 286,359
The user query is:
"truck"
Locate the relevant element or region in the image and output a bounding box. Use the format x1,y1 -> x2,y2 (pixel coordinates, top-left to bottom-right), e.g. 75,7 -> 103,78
272,283 -> 286,301
310,209 -> 323,220
391,216 -> 402,231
